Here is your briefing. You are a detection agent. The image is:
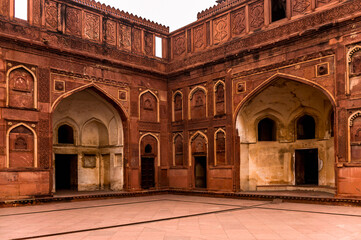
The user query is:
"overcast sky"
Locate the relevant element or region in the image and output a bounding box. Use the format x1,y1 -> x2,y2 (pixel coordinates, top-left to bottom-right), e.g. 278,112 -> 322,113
96,0 -> 217,31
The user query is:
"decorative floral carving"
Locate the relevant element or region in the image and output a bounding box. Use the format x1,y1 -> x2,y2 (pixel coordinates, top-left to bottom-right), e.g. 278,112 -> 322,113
66,7 -> 81,37
194,24 -> 205,50
38,68 -> 50,103
33,0 -> 41,26
213,16 -> 228,45
132,28 -> 142,54
118,24 -> 131,51
231,8 -> 246,36
249,2 -> 264,30
293,0 -> 311,13
173,33 -> 186,57
45,1 -> 58,30
144,32 -> 153,56
84,12 -> 100,41
105,20 -> 116,45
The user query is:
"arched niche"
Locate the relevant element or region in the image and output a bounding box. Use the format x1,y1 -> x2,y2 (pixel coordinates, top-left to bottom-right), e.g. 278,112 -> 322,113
189,131 -> 208,166
258,117 -> 277,141
347,45 -> 361,95
214,80 -> 225,116
139,90 -> 159,122
7,65 -> 37,109
173,133 -> 184,166
58,124 -> 74,144
7,123 -> 37,168
348,111 -> 361,162
82,119 -> 109,147
139,133 -> 159,189
214,129 -> 226,166
173,91 -> 183,122
235,76 -> 335,191
296,115 -> 316,140
189,86 -> 207,120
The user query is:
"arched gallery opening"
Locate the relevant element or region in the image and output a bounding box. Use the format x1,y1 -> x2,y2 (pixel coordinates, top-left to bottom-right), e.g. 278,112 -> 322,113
236,77 -> 335,192
52,88 -> 125,192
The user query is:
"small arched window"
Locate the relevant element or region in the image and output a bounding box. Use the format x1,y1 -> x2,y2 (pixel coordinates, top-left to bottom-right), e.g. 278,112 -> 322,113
297,115 -> 316,140
271,0 -> 286,22
58,125 -> 74,144
145,144 -> 152,154
258,118 -> 276,141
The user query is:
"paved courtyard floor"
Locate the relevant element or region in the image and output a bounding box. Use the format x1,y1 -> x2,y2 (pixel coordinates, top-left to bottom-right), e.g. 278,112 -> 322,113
1,194 -> 361,240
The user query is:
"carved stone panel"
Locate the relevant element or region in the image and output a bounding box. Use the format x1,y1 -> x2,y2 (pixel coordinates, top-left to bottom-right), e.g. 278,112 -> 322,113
144,32 -> 154,56
33,0 -> 41,26
173,32 -> 186,58
105,20 -> 116,46
9,126 -> 34,168
317,0 -> 333,8
0,0 -> 9,17
8,68 -> 35,109
140,92 -> 158,122
293,0 -> 311,15
66,7 -> 82,37
349,47 -> 361,95
213,15 -> 229,45
351,51 -> 361,76
84,12 -> 100,42
216,131 -> 226,165
190,89 -> 206,120
118,24 -> 131,51
174,92 -> 182,122
231,7 -> 246,37
141,135 -> 158,156
249,2 -> 264,31
351,114 -> 361,162
191,134 -> 207,154
215,83 -> 225,116
174,134 -> 184,166
45,1 -> 58,30
132,28 -> 142,54
194,24 -> 205,51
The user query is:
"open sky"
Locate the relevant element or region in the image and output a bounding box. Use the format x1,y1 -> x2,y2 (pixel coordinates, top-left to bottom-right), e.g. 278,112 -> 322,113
96,0 -> 217,31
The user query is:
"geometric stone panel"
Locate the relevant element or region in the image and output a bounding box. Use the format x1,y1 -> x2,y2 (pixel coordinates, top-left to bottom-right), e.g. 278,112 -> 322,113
84,12 -> 100,42
66,7 -> 82,37
249,1 -> 264,31
45,1 -> 58,30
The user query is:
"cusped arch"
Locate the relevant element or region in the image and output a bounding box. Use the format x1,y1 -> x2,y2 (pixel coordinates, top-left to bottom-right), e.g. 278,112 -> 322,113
51,83 -> 128,121
54,117 -> 79,145
188,86 -> 208,119
139,133 -> 161,167
139,89 -> 160,122
233,73 -> 336,122
6,123 -> 38,168
214,128 -> 226,166
172,90 -> 183,121
188,131 -> 208,167
254,114 -> 280,142
214,80 -> 226,116
348,111 -> 361,162
173,132 -> 184,166
288,108 -> 321,140
346,45 -> 361,94
6,65 -> 38,109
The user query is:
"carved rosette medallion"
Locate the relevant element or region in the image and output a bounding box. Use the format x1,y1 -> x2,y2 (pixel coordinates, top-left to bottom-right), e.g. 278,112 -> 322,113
213,15 -> 228,45
231,8 -> 246,36
194,25 -> 205,51
118,24 -> 131,51
105,20 -> 116,45
45,1 -> 58,30
173,33 -> 186,57
249,2 -> 264,31
66,7 -> 82,37
84,12 -> 100,41
293,0 -> 311,13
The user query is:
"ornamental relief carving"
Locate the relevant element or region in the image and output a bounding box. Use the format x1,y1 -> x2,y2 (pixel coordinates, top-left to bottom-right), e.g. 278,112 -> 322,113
8,68 -> 35,109
84,12 -> 100,41
173,33 -> 186,57
45,1 -> 58,30
293,0 -> 311,14
0,0 -> 9,17
33,0 -> 41,26
350,112 -> 361,162
213,16 -> 228,45
118,24 -> 131,51
144,32 -> 154,56
105,20 -> 116,45
249,2 -> 264,30
194,25 -> 205,50
66,7 -> 82,36
231,8 -> 246,36
132,28 -> 142,54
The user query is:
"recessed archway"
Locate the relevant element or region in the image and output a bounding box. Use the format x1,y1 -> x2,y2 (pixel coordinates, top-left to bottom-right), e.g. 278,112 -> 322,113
235,76 -> 335,192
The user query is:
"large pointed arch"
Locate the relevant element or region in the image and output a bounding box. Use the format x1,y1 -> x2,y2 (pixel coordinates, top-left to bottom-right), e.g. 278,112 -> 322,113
233,73 -> 336,122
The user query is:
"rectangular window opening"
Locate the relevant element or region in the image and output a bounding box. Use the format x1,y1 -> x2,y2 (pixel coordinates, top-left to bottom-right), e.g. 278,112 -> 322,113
155,36 -> 163,58
15,0 -> 28,21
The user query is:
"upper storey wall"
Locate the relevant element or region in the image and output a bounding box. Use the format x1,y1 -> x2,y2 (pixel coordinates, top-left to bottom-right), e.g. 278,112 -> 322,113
0,0 -> 169,73
169,0 -> 348,66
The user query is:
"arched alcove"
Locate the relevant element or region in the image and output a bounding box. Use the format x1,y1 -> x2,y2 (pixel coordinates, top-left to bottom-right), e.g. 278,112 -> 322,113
297,115 -> 316,140
258,118 -> 276,141
58,125 -> 74,144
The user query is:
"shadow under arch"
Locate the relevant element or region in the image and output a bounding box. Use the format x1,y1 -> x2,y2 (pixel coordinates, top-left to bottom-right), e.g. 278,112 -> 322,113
233,73 -> 336,123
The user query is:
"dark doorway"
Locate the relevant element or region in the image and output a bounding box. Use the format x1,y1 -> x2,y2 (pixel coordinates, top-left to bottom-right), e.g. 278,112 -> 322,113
55,154 -> 78,191
297,115 -> 316,140
58,125 -> 74,144
258,118 -> 276,141
194,156 -> 207,188
141,157 -> 155,189
295,149 -> 318,185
